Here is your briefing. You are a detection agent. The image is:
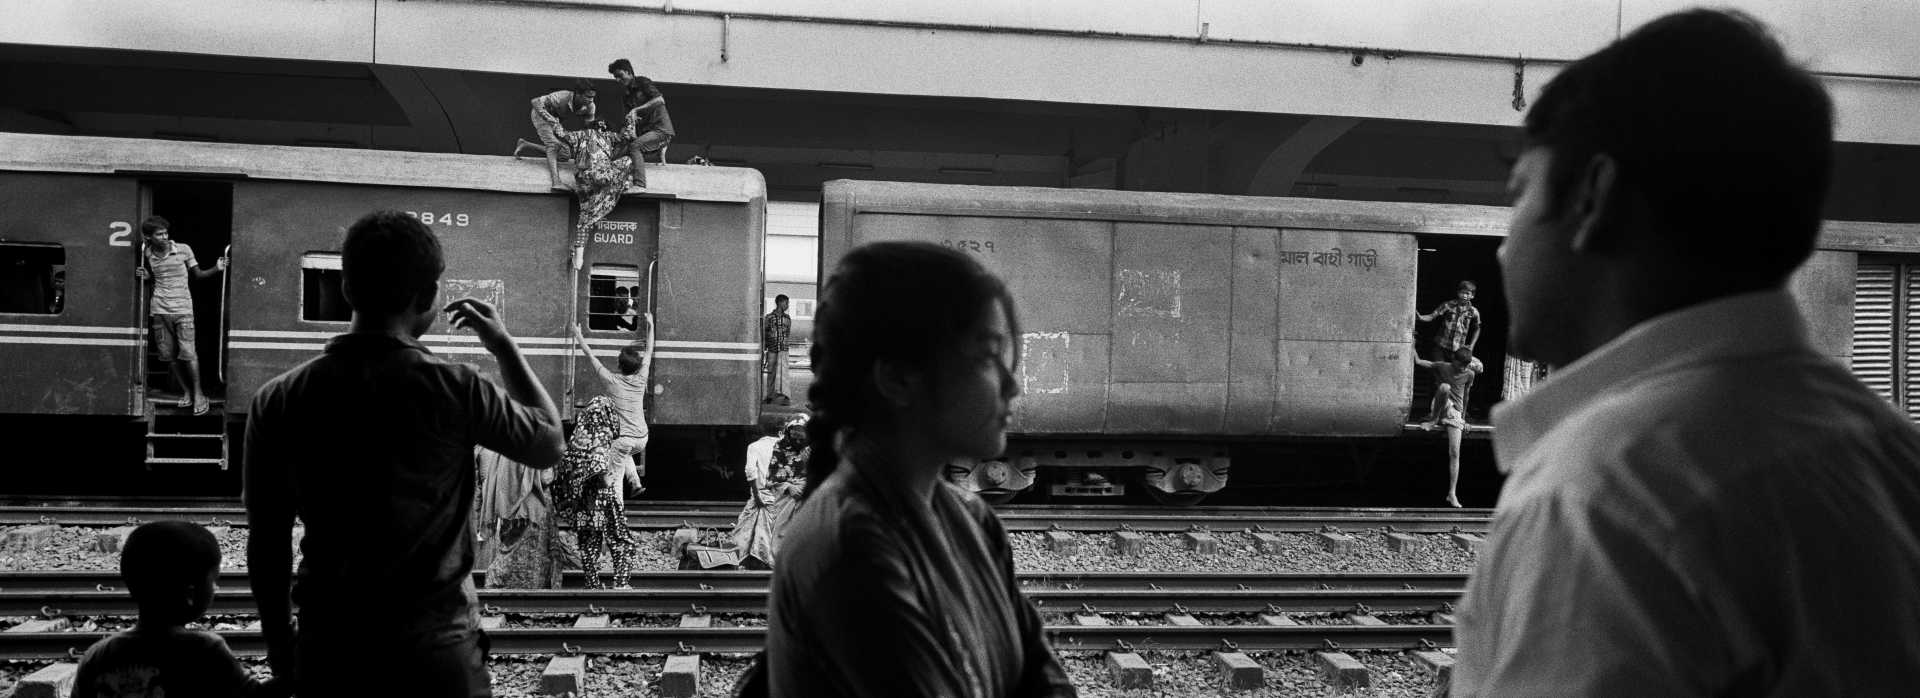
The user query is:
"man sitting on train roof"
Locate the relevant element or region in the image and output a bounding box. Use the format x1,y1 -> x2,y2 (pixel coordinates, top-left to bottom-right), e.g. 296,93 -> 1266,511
135,215 -> 225,416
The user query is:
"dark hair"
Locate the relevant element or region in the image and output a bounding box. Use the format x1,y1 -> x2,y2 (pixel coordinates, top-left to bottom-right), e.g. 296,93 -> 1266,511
618,344 -> 646,375
633,76 -> 661,99
608,58 -> 634,75
774,294 -> 789,304
1524,9 -> 1830,288
341,210 -> 445,315
121,521 -> 220,606
804,242 -> 1018,496
572,78 -> 595,94
140,216 -> 170,237
1457,280 -> 1477,293
1453,347 -> 1474,364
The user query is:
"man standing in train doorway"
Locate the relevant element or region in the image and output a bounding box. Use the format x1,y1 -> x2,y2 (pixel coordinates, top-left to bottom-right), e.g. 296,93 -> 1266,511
136,216 -> 224,415
762,294 -> 792,405
1452,9 -> 1920,695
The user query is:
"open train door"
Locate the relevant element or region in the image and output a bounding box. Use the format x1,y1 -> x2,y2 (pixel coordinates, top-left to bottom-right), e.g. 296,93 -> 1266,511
571,197 -> 662,414
0,172 -> 145,416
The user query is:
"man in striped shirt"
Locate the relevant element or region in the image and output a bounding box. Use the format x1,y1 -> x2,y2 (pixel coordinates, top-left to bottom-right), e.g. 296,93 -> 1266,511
136,216 -> 224,415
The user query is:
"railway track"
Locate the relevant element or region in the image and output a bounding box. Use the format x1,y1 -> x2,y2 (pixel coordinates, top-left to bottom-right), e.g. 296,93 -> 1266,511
0,569 -> 1460,659
0,624 -> 1451,659
0,570 -> 1464,617
0,498 -> 1492,533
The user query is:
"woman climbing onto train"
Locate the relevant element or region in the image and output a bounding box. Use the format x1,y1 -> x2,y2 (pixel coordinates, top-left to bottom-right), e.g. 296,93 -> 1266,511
555,395 -> 639,589
763,242 -> 1076,697
555,120 -> 638,246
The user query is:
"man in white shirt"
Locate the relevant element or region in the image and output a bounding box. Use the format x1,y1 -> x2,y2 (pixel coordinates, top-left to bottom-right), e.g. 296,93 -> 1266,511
1455,9 -> 1920,696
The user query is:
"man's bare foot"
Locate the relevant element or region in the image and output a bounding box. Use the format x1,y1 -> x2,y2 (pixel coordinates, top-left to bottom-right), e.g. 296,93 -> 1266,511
1419,422 -> 1438,432
1446,495 -> 1462,508
191,396 -> 211,416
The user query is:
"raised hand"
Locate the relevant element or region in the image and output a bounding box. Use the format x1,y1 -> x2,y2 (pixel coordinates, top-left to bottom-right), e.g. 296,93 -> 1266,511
443,298 -> 514,353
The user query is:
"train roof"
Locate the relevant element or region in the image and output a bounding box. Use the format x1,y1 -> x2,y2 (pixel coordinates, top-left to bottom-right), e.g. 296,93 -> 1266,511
823,180 -> 1920,254
0,132 -> 766,204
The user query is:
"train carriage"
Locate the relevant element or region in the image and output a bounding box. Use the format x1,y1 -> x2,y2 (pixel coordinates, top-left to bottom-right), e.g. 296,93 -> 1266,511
0,132 -> 766,469
821,179 -> 1918,502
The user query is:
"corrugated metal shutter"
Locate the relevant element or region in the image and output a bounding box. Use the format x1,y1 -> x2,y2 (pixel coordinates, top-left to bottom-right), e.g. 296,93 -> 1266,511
1852,263 -> 1897,406
1905,266 -> 1920,421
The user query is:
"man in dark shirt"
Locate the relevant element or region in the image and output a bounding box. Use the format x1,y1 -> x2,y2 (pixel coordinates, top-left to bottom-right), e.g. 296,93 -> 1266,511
608,59 -> 675,187
244,210 -> 563,698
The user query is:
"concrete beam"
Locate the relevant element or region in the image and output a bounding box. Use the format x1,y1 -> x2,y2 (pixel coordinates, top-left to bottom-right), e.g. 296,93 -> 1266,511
1247,116 -> 1361,196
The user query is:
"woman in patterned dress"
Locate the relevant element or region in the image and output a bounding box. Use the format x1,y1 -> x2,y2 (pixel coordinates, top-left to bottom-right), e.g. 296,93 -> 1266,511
556,396 -> 639,589
557,121 -> 637,247
731,414 -> 809,568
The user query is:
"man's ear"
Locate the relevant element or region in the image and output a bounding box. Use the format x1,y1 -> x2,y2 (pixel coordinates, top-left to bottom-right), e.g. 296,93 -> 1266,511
1568,153 -> 1622,255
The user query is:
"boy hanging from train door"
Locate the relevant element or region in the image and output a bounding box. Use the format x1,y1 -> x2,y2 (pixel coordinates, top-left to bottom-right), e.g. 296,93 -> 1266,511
1414,347 -> 1482,507
136,216 -> 225,415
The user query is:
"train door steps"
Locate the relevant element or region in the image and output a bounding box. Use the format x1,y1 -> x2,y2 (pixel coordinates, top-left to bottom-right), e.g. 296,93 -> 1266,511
143,400 -> 228,469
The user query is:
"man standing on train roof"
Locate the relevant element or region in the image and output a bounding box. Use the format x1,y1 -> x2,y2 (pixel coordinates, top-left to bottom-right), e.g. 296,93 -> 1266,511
1453,9 -> 1920,696
762,294 -> 792,406
135,216 -> 225,416
1415,280 -> 1480,363
244,210 -> 564,697
1413,347 -> 1480,508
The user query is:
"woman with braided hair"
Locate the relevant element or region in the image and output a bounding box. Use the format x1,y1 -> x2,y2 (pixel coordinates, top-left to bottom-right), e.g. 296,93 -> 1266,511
555,396 -> 639,589
761,242 -> 1075,697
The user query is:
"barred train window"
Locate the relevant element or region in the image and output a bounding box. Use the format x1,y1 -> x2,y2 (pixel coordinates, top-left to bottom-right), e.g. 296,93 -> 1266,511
301,253 -> 350,322
587,264 -> 641,332
1852,259 -> 1920,422
0,243 -> 64,315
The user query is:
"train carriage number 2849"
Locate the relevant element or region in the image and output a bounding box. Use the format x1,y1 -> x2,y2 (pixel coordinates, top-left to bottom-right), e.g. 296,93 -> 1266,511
941,239 -> 995,254
404,211 -> 471,227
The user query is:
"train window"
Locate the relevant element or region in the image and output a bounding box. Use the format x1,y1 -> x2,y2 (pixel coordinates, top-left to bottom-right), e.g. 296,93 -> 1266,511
0,243 -> 64,315
586,264 -> 641,332
300,253 -> 350,322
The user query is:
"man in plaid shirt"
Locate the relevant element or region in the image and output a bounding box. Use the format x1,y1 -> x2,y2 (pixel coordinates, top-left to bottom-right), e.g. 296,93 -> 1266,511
1418,280 -> 1482,362
763,294 -> 792,405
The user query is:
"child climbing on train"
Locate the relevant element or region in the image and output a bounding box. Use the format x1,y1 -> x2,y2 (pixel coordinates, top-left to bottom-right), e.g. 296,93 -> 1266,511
1414,347 -> 1482,508
73,521 -> 288,697
555,395 -> 640,589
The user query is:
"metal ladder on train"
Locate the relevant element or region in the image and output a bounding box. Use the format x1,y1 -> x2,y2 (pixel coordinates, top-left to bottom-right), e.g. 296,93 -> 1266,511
141,344 -> 228,469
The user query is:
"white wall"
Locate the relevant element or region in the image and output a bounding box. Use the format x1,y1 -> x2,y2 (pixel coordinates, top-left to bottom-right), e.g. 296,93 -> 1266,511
8,0 -> 1917,143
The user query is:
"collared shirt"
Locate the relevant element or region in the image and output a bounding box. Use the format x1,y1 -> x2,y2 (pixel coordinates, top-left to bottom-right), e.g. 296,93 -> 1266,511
1430,299 -> 1480,351
145,242 -> 196,315
244,333 -> 559,637
763,310 -> 791,352
1453,290 -> 1920,697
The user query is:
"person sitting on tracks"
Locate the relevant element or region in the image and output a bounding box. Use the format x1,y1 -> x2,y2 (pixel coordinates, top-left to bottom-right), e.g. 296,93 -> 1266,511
570,312 -> 654,498
761,242 -> 1075,697
731,413 -> 809,568
553,395 -> 641,589
136,215 -> 226,416
1453,9 -> 1920,696
73,521 -> 288,698
513,79 -> 598,191
1413,347 -> 1482,508
244,210 -> 564,698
